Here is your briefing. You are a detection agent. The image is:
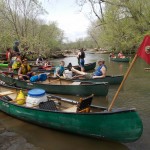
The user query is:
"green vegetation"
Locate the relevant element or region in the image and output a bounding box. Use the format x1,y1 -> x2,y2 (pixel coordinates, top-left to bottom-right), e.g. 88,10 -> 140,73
0,0 -> 64,57
1,0 -> 150,56
76,0 -> 150,53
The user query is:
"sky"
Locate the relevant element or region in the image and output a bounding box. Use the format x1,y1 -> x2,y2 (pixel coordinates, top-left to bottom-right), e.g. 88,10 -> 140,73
40,0 -> 96,42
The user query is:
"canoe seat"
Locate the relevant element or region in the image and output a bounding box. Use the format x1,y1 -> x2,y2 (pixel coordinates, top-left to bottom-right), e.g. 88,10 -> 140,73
39,100 -> 58,111
63,105 -> 77,112
63,94 -> 94,113
77,94 -> 94,113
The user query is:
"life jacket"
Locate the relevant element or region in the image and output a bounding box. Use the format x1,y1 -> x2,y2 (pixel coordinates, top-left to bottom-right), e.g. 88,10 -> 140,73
6,51 -> 10,60
10,56 -> 17,66
12,61 -> 21,70
6,51 -> 12,60
93,65 -> 107,76
55,66 -> 65,76
118,53 -> 124,58
20,64 -> 31,75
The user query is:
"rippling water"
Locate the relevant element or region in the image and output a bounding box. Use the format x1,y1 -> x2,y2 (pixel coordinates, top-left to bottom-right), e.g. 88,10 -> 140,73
0,53 -> 149,150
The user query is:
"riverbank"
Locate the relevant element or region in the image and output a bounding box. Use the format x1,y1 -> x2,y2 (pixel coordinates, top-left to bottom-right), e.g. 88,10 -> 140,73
0,122 -> 43,150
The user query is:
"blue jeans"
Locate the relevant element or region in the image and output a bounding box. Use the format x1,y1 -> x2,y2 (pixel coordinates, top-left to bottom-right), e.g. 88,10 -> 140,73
80,59 -> 85,67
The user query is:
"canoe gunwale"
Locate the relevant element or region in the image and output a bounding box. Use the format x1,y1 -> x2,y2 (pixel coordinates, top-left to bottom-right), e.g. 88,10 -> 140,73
72,75 -> 124,85
0,73 -> 109,86
0,97 -> 137,115
0,83 -> 133,115
106,75 -> 123,77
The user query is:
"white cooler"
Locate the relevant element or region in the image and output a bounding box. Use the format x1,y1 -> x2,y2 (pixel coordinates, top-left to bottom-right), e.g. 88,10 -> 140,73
26,89 -> 47,107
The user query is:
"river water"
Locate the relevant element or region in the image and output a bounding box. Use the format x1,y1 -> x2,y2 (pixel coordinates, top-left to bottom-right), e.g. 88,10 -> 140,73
0,52 -> 149,150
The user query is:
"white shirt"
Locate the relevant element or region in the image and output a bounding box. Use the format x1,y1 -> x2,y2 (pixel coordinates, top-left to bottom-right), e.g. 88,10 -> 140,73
64,70 -> 72,78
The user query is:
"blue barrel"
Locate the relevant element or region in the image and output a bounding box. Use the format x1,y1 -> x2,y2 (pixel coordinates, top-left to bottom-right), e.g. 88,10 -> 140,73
28,89 -> 46,97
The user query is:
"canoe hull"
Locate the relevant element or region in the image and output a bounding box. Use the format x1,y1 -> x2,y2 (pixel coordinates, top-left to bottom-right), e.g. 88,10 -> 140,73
0,99 -> 143,143
110,57 -> 130,62
0,63 -> 8,67
75,62 -> 96,71
0,74 -> 109,96
73,75 -> 123,85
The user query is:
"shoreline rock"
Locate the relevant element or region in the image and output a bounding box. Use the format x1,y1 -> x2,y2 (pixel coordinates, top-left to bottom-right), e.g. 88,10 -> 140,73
0,123 -> 43,150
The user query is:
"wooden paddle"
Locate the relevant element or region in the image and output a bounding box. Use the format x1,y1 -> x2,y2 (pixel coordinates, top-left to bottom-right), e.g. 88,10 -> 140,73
108,54 -> 138,111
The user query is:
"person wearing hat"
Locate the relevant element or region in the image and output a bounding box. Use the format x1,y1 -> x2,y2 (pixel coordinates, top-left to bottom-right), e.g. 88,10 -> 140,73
71,58 -> 107,79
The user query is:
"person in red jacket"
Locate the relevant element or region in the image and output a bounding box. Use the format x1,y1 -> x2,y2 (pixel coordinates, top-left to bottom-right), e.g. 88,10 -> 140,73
6,48 -> 12,72
118,51 -> 125,58
6,48 -> 12,62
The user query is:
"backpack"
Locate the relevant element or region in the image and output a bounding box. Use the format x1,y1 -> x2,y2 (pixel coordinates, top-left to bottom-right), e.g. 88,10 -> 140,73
30,74 -> 47,82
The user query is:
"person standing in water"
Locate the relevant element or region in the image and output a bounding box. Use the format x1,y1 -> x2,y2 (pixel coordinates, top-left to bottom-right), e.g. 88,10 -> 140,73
77,48 -> 85,72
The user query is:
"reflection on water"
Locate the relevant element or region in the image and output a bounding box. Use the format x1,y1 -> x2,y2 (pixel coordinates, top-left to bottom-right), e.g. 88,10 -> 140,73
0,53 -> 150,150
119,64 -> 123,74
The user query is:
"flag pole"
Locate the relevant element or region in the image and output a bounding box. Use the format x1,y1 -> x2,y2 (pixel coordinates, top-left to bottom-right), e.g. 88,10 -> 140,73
108,54 -> 138,111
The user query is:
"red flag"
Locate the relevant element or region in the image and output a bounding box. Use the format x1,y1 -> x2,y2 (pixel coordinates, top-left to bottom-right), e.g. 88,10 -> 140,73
137,35 -> 150,64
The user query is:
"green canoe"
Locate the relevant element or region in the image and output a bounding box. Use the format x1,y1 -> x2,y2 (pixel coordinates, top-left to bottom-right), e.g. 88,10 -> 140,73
31,62 -> 96,73
0,88 -> 143,143
74,62 -> 96,71
0,63 -> 8,67
110,57 -> 130,62
0,74 -> 109,96
71,75 -> 124,85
